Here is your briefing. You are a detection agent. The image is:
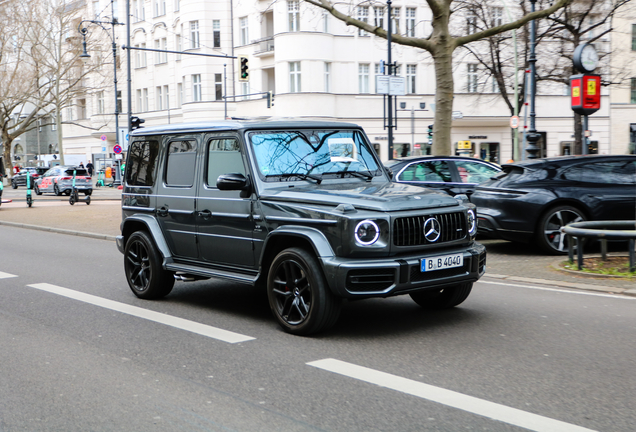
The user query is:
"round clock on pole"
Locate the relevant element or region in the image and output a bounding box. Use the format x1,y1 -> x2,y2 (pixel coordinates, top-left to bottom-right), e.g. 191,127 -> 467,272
573,43 -> 599,73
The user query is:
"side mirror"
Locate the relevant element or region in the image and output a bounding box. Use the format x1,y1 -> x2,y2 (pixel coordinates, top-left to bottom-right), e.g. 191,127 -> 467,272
217,173 -> 250,191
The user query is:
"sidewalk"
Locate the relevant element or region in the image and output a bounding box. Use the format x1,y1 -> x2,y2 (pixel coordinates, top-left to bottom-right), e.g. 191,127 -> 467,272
1,189 -> 634,297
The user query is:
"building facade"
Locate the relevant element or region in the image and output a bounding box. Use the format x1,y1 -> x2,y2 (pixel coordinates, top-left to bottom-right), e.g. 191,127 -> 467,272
57,0 -> 634,168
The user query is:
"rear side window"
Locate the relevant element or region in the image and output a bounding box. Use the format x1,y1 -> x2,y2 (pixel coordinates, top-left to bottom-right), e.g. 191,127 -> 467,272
126,140 -> 159,187
165,140 -> 197,187
206,138 -> 244,187
454,161 -> 500,183
399,161 -> 452,182
563,161 -> 636,184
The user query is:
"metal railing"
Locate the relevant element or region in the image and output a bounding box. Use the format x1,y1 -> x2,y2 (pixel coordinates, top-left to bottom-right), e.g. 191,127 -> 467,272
561,221 -> 636,272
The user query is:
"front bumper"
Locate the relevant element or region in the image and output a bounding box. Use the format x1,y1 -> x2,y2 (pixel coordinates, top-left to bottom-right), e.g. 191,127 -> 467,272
320,242 -> 486,299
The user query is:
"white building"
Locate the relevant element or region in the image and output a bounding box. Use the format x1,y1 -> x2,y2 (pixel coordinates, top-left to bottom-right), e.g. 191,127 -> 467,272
60,0 -> 634,167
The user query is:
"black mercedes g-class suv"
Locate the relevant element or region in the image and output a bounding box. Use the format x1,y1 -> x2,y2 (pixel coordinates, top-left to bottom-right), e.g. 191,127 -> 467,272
117,120 -> 486,335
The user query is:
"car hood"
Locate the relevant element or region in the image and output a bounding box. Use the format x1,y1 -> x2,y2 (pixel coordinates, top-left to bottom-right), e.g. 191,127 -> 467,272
259,181 -> 460,212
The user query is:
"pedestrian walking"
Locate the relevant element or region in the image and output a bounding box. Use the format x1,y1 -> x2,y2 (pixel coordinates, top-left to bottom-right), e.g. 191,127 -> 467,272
86,160 -> 94,176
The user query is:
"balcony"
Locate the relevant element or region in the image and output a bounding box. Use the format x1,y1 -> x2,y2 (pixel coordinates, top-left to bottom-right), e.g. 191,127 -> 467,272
253,37 -> 274,57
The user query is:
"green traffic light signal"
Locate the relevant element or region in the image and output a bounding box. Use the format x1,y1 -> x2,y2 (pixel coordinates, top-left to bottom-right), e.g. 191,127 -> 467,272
239,56 -> 249,82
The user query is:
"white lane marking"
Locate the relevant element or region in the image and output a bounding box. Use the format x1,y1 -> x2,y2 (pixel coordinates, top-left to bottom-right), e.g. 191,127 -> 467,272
27,283 -> 255,344
0,271 -> 18,279
308,358 -> 597,432
479,280 -> 635,300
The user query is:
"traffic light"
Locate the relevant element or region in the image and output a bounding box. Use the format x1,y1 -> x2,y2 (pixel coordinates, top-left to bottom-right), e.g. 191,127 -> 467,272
238,56 -> 249,82
131,116 -> 145,130
428,124 -> 434,138
266,91 -> 274,108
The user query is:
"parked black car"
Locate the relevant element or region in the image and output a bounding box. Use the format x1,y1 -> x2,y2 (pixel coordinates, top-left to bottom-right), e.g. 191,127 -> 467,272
117,120 -> 486,335
11,167 -> 48,189
385,156 -> 501,196
471,155 -> 636,254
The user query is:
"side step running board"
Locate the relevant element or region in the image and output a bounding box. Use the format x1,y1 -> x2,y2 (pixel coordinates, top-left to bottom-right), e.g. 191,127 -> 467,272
166,263 -> 258,285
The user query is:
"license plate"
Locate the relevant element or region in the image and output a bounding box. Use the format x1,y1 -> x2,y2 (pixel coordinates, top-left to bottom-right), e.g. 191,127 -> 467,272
421,253 -> 463,272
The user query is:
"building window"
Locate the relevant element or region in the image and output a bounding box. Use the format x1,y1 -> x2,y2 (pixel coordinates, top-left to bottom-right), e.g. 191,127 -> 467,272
289,61 -> 301,93
491,7 -> 503,27
143,88 -> 148,111
132,0 -> 140,22
78,98 -> 87,119
177,82 -> 183,107
136,89 -> 142,111
174,0 -> 179,12
406,8 -> 416,37
117,90 -> 122,113
164,85 -> 169,109
190,21 -> 200,49
359,63 -> 370,94
154,38 -> 167,64
492,76 -> 499,93
631,78 -> 636,103
467,10 -> 477,34
406,64 -> 416,94
324,62 -> 331,92
51,116 -> 57,131
215,73 -> 222,100
391,7 -> 400,34
240,17 -> 249,45
288,1 -> 300,32
632,24 -> 636,51
213,20 -> 221,48
140,42 -> 147,67
175,34 -> 181,60
97,91 -> 105,114
357,6 -> 368,36
373,6 -> 384,30
467,64 -> 478,93
153,0 -> 165,17
192,74 -> 202,102
156,86 -> 163,110
323,11 -> 329,33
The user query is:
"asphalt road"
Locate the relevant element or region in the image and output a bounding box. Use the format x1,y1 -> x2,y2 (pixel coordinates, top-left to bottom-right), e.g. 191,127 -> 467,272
0,226 -> 635,431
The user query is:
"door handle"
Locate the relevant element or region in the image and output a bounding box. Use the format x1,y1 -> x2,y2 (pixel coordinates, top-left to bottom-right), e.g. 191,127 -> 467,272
197,209 -> 212,220
157,206 -> 169,217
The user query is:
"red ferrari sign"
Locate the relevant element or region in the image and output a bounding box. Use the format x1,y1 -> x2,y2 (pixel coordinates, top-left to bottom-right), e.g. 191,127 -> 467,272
571,74 -> 600,115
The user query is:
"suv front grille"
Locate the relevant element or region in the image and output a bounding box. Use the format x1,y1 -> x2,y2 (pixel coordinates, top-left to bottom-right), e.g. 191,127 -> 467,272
393,212 -> 467,246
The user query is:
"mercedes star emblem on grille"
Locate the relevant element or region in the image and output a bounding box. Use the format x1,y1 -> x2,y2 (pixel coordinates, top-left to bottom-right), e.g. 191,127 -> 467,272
423,217 -> 441,242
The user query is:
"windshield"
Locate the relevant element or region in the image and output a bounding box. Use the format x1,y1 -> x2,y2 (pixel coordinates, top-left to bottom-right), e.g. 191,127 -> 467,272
249,129 -> 382,181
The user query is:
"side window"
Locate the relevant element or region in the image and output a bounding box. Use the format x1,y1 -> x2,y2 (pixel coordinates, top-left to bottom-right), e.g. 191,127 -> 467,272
399,161 -> 452,182
165,139 -> 197,187
563,161 -> 635,184
455,161 -> 500,183
207,138 -> 245,187
126,140 -> 160,186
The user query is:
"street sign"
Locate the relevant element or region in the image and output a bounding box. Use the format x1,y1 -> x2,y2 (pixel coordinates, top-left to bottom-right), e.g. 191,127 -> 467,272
375,75 -> 405,96
510,115 -> 520,129
452,111 -> 463,119
100,134 -> 107,141
113,144 -> 122,154
457,141 -> 472,149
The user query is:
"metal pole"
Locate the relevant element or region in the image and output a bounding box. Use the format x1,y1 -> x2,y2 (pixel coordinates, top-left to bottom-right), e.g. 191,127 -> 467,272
525,0 -> 540,159
126,0 -> 132,135
224,64 -> 228,119
582,115 -> 588,155
111,0 -> 121,187
387,0 -> 393,160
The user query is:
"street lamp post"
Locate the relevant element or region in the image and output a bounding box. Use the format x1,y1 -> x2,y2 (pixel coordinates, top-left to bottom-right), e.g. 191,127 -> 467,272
525,0 -> 541,159
78,0 -> 124,185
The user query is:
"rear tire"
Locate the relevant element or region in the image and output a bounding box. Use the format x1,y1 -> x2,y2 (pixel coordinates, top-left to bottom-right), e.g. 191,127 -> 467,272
34,184 -> 42,195
53,183 -> 61,196
410,283 -> 473,310
536,205 -> 586,255
124,231 -> 174,299
267,247 -> 341,335
11,180 -> 17,189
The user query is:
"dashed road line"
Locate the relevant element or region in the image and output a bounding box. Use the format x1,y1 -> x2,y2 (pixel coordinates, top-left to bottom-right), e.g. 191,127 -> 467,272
307,358 -> 597,432
27,283 -> 255,344
0,271 -> 18,279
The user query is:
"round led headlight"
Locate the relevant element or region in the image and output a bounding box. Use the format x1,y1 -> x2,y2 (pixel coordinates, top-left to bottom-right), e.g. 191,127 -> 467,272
354,220 -> 380,245
467,209 -> 477,236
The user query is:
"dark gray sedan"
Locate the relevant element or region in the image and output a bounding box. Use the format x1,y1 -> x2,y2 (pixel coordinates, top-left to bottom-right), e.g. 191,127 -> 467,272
34,165 -> 93,196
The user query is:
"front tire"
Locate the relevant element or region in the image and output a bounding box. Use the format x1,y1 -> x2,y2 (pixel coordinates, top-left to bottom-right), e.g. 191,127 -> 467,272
11,180 -> 17,189
53,183 -> 61,196
536,205 -> 586,255
267,247 -> 341,335
410,283 -> 473,310
34,184 -> 42,195
124,231 -> 174,299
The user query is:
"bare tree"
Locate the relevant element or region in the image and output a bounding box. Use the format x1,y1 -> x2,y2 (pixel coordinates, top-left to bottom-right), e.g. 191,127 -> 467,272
303,0 -> 573,155
0,0 -> 108,174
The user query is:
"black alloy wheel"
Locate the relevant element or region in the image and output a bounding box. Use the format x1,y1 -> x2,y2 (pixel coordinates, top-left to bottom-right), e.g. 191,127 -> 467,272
410,283 -> 473,309
267,247 -> 341,335
124,231 -> 174,299
537,205 -> 586,255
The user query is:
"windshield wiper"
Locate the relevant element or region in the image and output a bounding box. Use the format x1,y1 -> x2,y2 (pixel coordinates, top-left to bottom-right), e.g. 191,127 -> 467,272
327,170 -> 374,181
267,173 -> 322,184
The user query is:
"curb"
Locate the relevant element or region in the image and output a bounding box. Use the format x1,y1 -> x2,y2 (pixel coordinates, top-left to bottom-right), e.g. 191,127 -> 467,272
483,273 -> 636,297
0,220 -> 117,242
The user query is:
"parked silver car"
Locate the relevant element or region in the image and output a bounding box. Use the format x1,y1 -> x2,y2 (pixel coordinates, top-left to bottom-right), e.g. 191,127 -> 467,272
34,165 -> 93,196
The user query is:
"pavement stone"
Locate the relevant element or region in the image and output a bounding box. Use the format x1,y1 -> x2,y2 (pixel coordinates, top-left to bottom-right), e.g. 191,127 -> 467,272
0,186 -> 634,296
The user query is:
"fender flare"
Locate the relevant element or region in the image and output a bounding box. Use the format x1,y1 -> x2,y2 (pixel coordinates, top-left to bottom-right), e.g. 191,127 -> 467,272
121,214 -> 173,264
261,225 -> 335,262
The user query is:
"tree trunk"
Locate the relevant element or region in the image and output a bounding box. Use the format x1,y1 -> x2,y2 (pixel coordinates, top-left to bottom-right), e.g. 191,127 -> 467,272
2,132 -> 14,179
432,47 -> 455,156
